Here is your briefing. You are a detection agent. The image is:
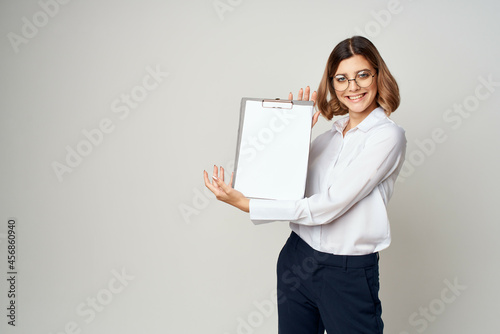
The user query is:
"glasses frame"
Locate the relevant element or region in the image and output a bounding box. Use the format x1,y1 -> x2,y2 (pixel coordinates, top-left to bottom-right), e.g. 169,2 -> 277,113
332,70 -> 376,92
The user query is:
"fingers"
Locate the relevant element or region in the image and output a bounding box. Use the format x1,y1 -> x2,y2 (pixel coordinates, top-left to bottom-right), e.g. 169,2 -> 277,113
311,90 -> 317,105
303,86 -> 310,101
205,169 -> 225,199
212,165 -> 220,190
213,176 -> 231,193
297,88 -> 303,101
204,170 -> 217,194
292,87 -> 316,102
205,165 -> 233,193
204,167 -> 247,210
203,170 -> 209,186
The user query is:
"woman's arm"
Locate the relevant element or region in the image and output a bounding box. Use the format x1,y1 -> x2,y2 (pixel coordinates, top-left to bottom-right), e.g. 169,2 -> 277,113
250,125 -> 407,225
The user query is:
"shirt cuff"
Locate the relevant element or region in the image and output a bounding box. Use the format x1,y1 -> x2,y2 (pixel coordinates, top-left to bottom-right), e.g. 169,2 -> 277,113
249,198 -> 299,224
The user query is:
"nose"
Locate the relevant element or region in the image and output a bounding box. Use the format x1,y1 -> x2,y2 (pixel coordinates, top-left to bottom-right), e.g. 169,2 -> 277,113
347,79 -> 360,91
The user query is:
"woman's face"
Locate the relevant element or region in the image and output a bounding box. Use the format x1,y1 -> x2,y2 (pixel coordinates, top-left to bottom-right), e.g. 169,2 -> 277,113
334,55 -> 378,116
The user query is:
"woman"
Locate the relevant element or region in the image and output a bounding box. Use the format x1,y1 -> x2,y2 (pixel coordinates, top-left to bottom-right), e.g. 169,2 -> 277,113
204,36 -> 406,334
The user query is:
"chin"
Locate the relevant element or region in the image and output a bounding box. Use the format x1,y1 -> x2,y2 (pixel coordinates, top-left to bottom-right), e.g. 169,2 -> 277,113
350,105 -> 373,114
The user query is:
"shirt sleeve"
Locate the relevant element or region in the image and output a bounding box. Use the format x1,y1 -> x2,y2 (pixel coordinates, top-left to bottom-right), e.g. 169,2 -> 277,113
249,125 -> 406,225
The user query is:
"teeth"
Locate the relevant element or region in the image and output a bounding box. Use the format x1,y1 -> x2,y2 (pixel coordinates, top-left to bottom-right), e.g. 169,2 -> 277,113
348,94 -> 364,100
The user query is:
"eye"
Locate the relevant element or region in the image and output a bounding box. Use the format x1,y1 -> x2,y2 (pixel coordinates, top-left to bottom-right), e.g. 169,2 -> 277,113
357,71 -> 370,79
334,75 -> 346,82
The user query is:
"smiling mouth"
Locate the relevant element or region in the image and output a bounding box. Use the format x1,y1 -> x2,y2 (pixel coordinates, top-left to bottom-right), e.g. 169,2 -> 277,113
347,93 -> 366,101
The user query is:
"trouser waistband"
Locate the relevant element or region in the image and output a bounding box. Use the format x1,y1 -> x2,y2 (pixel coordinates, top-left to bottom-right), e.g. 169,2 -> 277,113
288,231 -> 378,268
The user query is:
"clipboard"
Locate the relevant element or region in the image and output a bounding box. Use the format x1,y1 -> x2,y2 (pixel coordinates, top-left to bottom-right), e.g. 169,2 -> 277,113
232,98 -> 314,200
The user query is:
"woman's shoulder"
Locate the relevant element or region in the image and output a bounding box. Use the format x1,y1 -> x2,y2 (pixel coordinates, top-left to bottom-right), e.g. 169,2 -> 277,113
367,112 -> 406,146
378,117 -> 405,135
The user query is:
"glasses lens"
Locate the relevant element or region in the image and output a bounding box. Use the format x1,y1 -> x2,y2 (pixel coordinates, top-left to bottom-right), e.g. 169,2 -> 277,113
333,75 -> 348,91
356,71 -> 373,88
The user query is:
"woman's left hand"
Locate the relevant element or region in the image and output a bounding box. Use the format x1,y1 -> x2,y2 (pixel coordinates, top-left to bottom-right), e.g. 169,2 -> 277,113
204,165 -> 250,212
289,86 -> 321,128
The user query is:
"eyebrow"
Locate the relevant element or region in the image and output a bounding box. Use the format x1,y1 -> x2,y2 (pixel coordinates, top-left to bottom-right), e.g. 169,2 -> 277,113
334,68 -> 372,77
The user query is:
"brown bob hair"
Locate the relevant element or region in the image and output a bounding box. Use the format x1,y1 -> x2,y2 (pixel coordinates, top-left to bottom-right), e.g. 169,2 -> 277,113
317,36 -> 400,120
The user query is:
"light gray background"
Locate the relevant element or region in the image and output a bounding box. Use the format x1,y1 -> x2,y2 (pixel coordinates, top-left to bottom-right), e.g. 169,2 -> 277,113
1,0 -> 499,333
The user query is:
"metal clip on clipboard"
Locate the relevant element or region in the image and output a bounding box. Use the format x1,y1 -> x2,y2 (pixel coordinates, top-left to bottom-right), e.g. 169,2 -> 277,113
261,98 -> 293,109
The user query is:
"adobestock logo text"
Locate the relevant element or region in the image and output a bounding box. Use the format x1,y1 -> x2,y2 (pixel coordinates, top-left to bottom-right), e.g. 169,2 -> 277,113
7,0 -> 73,54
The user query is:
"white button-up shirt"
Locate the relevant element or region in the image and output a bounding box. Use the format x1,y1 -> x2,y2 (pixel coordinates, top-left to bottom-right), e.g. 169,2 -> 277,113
249,107 -> 407,255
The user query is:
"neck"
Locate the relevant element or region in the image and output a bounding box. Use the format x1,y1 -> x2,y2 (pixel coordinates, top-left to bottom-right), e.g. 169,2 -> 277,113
347,104 -> 378,129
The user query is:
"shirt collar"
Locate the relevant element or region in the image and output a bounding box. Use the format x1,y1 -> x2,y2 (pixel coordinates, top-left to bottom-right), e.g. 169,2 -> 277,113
333,107 -> 387,134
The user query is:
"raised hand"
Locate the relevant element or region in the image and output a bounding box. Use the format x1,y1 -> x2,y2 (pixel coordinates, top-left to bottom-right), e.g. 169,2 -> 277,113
289,86 -> 321,128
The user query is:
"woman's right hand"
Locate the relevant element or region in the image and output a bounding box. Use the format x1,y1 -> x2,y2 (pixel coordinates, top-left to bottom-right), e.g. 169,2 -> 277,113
289,86 -> 321,128
203,165 -> 249,213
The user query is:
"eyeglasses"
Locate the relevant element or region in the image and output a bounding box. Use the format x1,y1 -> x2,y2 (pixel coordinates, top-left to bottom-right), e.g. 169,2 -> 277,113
332,70 -> 376,92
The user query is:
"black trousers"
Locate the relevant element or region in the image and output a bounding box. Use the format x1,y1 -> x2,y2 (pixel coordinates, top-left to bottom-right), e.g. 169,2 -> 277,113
277,232 -> 383,334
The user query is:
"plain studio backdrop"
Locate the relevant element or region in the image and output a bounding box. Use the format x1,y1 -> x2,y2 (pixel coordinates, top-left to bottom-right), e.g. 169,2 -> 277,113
0,0 -> 499,333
